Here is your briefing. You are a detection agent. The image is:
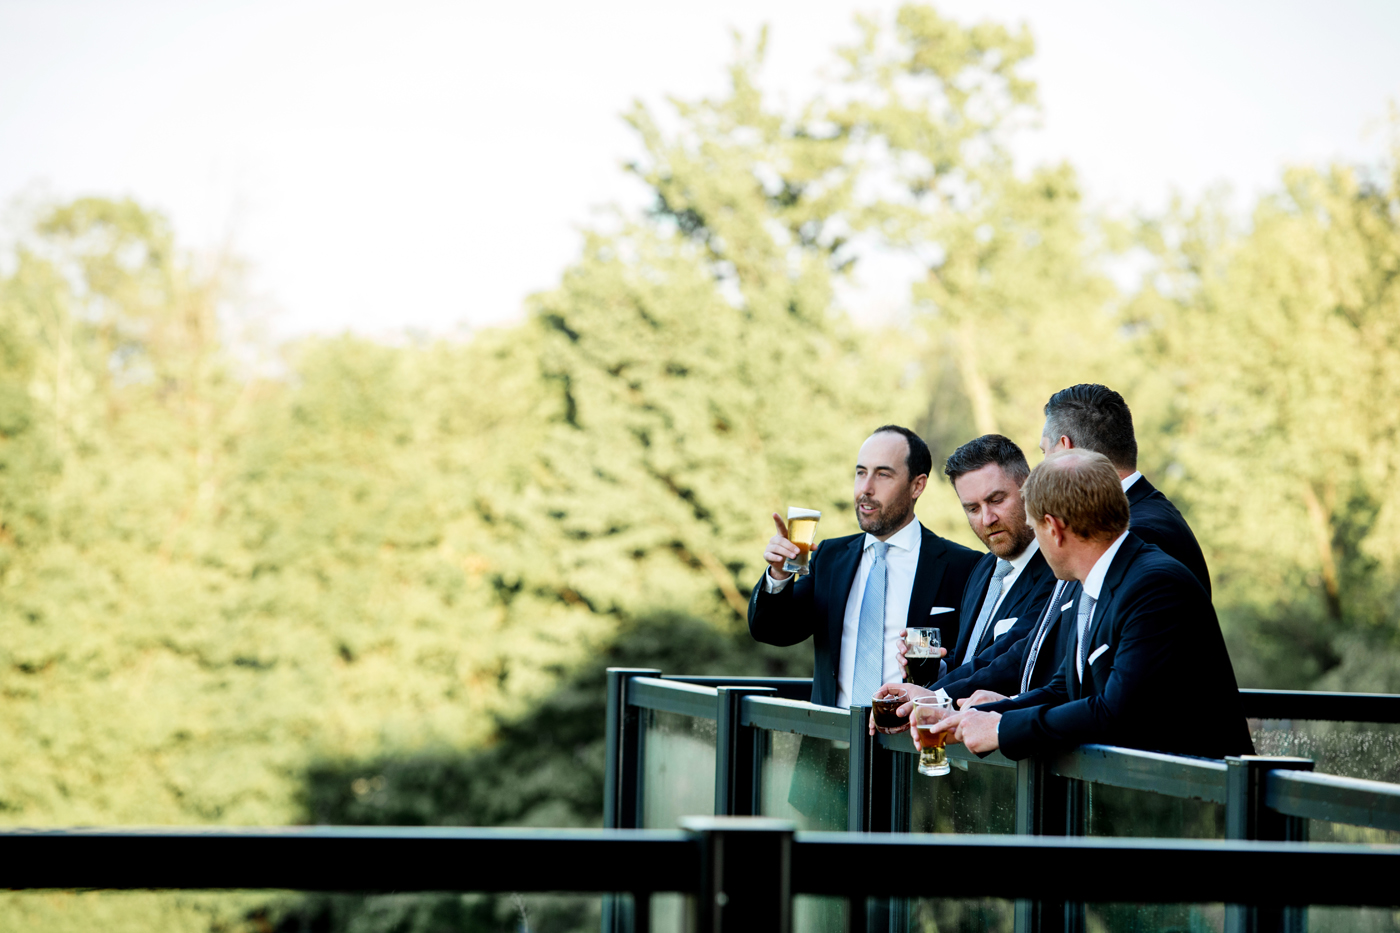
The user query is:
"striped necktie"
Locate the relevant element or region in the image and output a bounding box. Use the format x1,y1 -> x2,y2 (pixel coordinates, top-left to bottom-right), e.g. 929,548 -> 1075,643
1020,579 -> 1067,694
960,558 -> 1014,665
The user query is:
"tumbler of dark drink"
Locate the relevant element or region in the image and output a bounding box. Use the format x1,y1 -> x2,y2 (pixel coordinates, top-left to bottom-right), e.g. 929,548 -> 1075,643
904,627 -> 942,685
871,688 -> 908,733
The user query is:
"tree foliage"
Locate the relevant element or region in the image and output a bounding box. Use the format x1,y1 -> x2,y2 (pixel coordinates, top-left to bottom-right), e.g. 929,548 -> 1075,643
0,5 -> 1398,932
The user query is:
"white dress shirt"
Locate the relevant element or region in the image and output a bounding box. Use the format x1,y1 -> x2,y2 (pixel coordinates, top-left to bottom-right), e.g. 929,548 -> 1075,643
1121,471 -> 1142,493
766,517 -> 924,709
1076,529 -> 1131,680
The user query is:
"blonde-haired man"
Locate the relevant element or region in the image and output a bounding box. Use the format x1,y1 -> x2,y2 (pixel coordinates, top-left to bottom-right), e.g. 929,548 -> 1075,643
920,450 -> 1253,760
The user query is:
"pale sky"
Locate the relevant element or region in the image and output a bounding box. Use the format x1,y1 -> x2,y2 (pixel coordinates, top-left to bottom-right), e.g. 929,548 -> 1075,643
1,0 -> 1397,340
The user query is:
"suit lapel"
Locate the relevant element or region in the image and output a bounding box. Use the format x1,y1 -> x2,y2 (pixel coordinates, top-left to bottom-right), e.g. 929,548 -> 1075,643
826,535 -> 866,665
906,526 -> 953,630
1081,536 -> 1144,691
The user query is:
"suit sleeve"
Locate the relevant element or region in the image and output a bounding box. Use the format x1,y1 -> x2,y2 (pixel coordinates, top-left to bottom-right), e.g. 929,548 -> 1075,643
749,556 -> 822,648
991,571 -> 1191,760
940,630 -> 1035,701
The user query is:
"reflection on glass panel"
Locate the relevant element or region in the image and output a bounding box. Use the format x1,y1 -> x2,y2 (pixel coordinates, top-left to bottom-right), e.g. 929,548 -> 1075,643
1084,901 -> 1223,933
1306,820 -> 1400,845
909,896 -> 1014,933
758,730 -> 849,832
649,893 -> 690,933
794,895 -> 848,933
1251,720 -> 1400,783
0,891 -> 606,933
909,755 -> 1016,835
1307,906 -> 1400,933
1083,781 -> 1223,839
641,709 -> 716,830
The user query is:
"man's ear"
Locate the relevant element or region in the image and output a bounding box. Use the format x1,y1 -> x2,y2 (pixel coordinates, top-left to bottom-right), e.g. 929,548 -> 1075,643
1055,435 -> 1074,452
1044,514 -> 1068,546
910,473 -> 929,500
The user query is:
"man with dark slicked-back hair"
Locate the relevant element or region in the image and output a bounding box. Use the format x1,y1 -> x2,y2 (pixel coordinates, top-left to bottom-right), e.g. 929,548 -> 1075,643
1041,384 -> 1212,594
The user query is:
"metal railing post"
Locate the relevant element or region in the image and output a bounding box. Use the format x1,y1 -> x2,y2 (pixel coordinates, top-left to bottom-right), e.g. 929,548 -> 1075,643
1225,755 -> 1314,933
683,816 -> 795,933
603,667 -> 661,933
1014,756 -> 1073,933
715,687 -> 777,816
850,705 -> 895,932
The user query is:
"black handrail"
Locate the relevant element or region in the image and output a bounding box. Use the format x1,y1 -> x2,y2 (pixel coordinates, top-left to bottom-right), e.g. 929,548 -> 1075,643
3,824 -> 1399,910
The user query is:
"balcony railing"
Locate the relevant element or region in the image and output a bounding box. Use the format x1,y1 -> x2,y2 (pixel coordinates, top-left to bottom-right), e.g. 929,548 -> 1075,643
604,668 -> 1400,933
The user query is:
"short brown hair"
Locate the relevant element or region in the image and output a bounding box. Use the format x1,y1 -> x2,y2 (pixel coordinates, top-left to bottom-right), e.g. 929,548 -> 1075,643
1022,450 -> 1130,541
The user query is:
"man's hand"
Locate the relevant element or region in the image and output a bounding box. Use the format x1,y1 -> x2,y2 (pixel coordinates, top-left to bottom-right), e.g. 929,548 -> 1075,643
926,709 -> 1002,754
957,689 -> 1008,710
763,513 -> 798,581
867,683 -> 931,735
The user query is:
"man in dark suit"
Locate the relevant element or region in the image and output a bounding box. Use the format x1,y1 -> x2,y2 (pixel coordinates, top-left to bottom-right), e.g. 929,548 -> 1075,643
749,425 -> 980,710
920,450 -> 1253,760
1040,383 -> 1211,593
898,435 -> 1057,686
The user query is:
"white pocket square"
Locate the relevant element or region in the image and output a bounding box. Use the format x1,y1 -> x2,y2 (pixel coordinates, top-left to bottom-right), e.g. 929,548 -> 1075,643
993,617 -> 1018,638
1061,601 -> 1073,612
929,606 -> 955,616
1088,644 -> 1109,666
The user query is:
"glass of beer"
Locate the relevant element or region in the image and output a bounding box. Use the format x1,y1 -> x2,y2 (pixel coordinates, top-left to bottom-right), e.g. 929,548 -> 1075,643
913,695 -> 954,776
904,627 -> 942,685
783,507 -> 821,576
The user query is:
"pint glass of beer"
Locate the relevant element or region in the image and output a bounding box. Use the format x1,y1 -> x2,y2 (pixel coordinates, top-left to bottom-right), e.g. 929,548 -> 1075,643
904,627 -> 942,685
913,694 -> 954,776
783,507 -> 821,575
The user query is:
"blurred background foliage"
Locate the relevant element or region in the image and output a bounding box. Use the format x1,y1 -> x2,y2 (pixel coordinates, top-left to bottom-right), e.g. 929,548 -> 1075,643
1,4 -> 1399,931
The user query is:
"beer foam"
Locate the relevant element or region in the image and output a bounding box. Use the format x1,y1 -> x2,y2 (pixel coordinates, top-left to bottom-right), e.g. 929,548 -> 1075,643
786,507 -> 822,520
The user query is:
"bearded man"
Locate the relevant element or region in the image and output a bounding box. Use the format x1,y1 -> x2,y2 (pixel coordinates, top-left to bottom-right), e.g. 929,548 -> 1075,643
749,425 -> 981,709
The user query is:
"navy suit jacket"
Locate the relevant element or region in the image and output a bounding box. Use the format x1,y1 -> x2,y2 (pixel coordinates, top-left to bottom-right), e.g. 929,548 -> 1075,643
929,548 -> 1058,687
934,479 -> 1210,702
937,579 -> 1081,702
981,536 -> 1254,760
748,522 -> 981,708
1126,476 -> 1211,595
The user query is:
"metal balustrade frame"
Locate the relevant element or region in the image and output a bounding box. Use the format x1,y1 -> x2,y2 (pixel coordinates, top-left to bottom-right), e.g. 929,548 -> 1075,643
605,669 -> 1400,933
5,822 -> 1400,933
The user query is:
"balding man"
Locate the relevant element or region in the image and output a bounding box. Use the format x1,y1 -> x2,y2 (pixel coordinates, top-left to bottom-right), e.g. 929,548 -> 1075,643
921,450 -> 1253,760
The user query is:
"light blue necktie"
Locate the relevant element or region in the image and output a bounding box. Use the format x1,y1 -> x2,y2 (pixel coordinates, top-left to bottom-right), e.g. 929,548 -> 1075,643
850,540 -> 890,706
960,558 -> 1015,665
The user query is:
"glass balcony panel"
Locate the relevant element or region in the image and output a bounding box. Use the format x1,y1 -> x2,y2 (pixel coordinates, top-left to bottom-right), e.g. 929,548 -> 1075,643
909,754 -> 1017,835
1250,719 -> 1400,783
1306,906 -> 1400,932
1085,901 -> 1223,933
793,895 -> 848,933
640,709 -> 716,829
757,730 -> 849,831
909,896 -> 1015,933
1304,820 -> 1400,845
1081,780 -> 1224,839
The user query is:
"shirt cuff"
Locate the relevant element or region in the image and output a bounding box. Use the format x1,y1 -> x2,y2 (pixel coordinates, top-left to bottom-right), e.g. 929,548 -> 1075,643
763,569 -> 793,593
935,688 -> 951,703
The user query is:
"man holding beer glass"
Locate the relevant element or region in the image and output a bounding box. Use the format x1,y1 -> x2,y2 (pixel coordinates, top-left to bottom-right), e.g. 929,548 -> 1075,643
914,450 -> 1253,761
748,425 -> 980,711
